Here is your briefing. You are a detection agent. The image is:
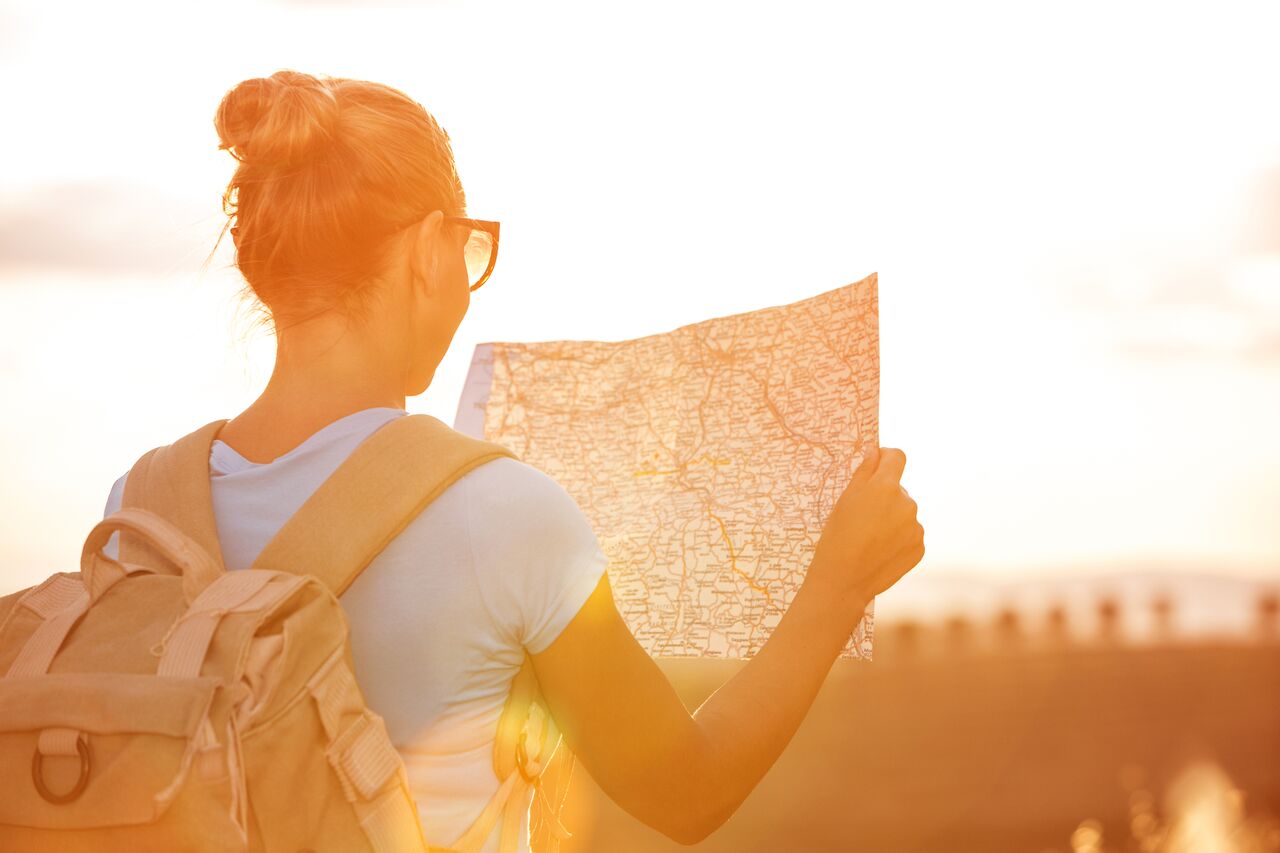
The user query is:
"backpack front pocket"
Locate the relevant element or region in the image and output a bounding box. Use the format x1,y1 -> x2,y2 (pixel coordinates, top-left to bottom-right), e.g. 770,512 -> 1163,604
0,673 -> 220,830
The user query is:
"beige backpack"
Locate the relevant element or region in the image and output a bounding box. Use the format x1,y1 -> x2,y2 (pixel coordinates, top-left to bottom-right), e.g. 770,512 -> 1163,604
0,414 -> 573,853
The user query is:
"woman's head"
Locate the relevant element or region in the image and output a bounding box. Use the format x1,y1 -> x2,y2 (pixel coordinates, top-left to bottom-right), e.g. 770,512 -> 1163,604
213,69 -> 474,394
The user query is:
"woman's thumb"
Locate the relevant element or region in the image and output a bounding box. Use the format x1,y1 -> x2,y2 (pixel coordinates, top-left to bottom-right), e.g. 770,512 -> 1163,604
850,446 -> 880,485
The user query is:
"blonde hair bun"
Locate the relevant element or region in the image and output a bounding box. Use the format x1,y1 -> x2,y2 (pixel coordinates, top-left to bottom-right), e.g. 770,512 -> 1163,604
214,69 -> 339,167
212,69 -> 464,328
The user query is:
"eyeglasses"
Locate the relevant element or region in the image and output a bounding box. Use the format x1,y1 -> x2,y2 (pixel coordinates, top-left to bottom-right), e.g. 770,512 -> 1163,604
442,216 -> 500,292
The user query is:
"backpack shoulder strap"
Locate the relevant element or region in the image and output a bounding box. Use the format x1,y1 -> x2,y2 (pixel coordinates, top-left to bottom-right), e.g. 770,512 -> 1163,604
245,413 -> 516,595
248,412 -> 572,853
118,419 -> 230,571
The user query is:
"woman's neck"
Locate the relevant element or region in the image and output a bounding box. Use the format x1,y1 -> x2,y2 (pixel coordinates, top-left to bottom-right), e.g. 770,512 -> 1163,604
217,312 -> 409,464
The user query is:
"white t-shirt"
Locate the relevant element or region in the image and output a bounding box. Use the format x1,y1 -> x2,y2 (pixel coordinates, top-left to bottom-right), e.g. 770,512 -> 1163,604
101,406 -> 608,853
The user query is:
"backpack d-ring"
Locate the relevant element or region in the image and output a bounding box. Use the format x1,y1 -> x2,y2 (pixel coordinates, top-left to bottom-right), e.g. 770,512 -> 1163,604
32,734 -> 91,804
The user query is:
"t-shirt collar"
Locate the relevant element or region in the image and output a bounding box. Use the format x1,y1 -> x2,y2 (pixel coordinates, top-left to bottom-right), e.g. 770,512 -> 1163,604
210,406 -> 408,475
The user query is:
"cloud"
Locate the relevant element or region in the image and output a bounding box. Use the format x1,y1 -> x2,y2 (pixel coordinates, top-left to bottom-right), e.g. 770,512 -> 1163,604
1241,328 -> 1280,363
1055,259 -> 1280,367
1237,164 -> 1280,255
1046,169 -> 1280,368
1107,310 -> 1280,366
0,182 -> 227,278
1142,266 -> 1250,311
1111,337 -> 1280,366
1054,161 -> 1280,315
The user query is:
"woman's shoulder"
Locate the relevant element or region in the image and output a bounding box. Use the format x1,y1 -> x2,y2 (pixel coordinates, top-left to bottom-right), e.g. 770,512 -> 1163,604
459,455 -> 608,654
460,454 -> 603,566
462,453 -> 565,490
462,454 -> 592,532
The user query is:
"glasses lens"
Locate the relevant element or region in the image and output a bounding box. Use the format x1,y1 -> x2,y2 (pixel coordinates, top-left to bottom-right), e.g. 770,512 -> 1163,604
463,227 -> 495,290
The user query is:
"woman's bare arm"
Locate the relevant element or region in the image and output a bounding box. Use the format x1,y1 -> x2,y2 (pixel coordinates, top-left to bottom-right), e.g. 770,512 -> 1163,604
530,566 -> 868,844
529,447 -> 923,844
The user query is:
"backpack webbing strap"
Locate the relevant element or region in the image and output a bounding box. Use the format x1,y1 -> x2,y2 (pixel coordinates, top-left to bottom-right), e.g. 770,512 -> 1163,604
245,413 -> 516,596
119,419 -> 230,572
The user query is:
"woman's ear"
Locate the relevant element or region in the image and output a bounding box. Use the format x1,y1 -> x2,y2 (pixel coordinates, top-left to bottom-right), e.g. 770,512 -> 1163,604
408,210 -> 445,295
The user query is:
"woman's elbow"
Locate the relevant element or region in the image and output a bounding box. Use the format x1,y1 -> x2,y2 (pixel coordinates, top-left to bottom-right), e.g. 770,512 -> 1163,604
634,778 -> 721,845
608,721 -> 737,844
670,798 -> 739,846
654,760 -> 740,845
661,811 -> 716,847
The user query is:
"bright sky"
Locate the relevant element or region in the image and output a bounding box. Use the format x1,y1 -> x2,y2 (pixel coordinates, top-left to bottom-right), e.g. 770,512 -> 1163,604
1,0 -> 1278,597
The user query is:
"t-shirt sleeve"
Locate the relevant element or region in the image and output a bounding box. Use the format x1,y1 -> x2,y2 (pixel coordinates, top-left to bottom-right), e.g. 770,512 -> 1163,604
465,457 -> 609,655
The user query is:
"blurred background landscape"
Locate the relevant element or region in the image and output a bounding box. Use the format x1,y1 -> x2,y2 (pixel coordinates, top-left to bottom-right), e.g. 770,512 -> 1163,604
548,584 -> 1280,852
1,1 -> 1277,850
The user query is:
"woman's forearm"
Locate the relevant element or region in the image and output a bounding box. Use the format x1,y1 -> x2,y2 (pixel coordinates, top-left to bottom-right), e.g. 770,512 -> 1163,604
684,567 -> 868,841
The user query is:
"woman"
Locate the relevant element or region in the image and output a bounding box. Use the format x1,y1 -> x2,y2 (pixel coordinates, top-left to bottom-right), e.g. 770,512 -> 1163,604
103,70 -> 924,850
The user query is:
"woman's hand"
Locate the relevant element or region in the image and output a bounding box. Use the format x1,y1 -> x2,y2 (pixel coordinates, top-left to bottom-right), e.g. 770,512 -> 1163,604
807,447 -> 924,608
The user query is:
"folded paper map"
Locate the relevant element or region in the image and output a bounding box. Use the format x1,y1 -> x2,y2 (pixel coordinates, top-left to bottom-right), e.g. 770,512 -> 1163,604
454,272 -> 879,660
